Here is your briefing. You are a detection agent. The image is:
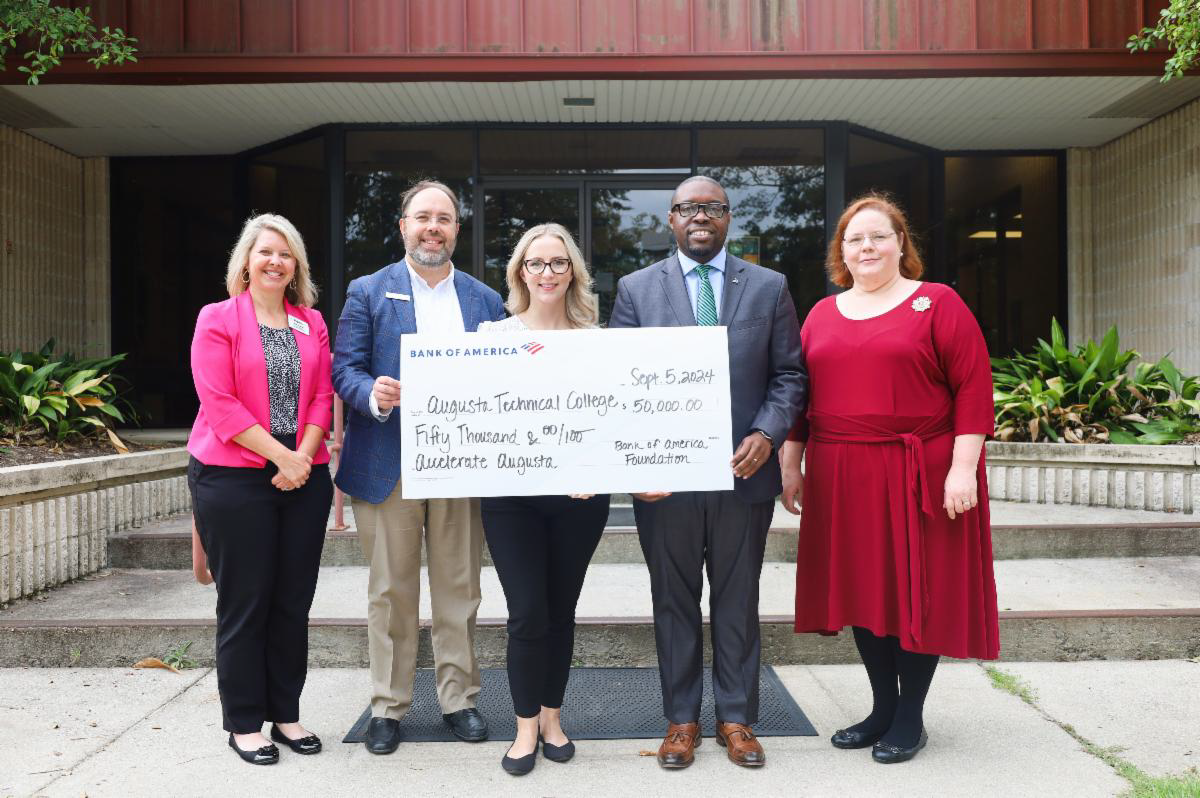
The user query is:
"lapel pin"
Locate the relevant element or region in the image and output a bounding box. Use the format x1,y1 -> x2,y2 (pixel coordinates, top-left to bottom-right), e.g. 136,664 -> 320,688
732,278 -> 739,284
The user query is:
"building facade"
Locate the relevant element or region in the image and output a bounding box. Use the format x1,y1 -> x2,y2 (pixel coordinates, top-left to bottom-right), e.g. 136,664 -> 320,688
1,0 -> 1197,426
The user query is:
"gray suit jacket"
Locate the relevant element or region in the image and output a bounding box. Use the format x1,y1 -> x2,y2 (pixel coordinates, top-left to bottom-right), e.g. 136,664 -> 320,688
609,253 -> 808,503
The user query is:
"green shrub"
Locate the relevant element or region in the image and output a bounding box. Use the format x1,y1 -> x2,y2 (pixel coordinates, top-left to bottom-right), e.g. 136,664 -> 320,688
992,319 -> 1200,445
0,339 -> 133,450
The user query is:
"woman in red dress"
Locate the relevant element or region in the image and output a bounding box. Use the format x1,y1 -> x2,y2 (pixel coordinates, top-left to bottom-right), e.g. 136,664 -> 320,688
780,194 -> 999,764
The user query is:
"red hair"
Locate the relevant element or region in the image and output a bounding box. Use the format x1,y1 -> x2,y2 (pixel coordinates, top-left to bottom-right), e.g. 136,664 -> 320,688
826,193 -> 924,289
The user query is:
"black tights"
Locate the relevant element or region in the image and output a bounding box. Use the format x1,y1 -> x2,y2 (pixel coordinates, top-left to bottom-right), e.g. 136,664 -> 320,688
847,626 -> 939,747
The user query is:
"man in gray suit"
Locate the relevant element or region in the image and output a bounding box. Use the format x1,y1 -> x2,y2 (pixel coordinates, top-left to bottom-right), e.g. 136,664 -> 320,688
609,175 -> 807,769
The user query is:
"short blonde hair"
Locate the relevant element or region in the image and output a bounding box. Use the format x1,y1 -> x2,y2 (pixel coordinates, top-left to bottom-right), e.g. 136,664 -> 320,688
504,224 -> 598,329
224,213 -> 318,307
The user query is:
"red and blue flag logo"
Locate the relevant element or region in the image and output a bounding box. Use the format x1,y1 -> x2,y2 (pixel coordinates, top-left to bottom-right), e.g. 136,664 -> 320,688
521,341 -> 544,355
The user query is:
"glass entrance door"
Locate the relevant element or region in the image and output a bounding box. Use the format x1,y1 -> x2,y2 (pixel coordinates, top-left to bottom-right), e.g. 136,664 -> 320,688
480,179 -> 677,323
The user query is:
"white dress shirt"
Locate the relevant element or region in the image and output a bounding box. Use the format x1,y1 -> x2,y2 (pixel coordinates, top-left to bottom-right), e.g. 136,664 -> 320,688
677,247 -> 727,322
369,261 -> 466,421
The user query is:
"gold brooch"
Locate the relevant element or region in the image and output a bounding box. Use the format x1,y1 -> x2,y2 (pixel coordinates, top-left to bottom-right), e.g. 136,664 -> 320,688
911,296 -> 932,312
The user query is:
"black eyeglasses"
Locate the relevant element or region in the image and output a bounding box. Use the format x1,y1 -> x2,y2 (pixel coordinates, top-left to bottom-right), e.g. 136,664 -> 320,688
671,201 -> 730,219
523,258 -> 572,275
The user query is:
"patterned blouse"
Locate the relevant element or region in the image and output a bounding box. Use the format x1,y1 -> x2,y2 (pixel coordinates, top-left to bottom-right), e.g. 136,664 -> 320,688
259,324 -> 300,435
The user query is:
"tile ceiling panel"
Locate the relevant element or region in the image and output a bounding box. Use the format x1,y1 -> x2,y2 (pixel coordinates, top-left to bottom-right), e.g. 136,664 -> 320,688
5,75 -> 1179,156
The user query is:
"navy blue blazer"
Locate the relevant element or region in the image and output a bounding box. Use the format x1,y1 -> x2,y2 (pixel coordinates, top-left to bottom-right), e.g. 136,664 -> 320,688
332,261 -> 505,503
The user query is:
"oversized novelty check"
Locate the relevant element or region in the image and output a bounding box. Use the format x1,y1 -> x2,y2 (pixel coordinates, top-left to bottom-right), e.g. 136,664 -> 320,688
399,327 -> 733,498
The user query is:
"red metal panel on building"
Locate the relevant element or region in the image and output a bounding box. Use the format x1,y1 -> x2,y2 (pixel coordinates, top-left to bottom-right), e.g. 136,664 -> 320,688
864,0 -> 922,51
975,0 -> 1027,49
297,0 -> 349,53
635,0 -> 692,53
921,0 -> 975,50
70,0 -> 128,33
185,0 -> 239,53
241,0 -> 294,53
524,0 -> 579,53
807,0 -> 865,51
1087,0 -> 1136,48
1032,0 -> 1086,49
466,0 -> 521,52
581,0 -> 637,52
693,0 -> 752,53
128,0 -> 184,53
351,0 -> 409,54
751,0 -> 806,52
407,0 -> 465,53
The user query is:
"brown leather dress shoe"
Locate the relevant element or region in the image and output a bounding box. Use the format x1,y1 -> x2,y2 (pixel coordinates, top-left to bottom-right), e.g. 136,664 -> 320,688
657,722 -> 702,769
715,721 -> 765,767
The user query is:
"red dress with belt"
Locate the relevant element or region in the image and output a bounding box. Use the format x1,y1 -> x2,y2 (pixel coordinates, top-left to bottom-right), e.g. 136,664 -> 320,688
791,282 -> 1000,660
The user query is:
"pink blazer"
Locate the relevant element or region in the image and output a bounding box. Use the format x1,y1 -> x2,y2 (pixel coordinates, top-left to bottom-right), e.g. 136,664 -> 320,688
188,291 -> 333,468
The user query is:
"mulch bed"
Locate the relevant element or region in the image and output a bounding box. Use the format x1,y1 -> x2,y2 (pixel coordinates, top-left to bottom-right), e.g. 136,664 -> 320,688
0,437 -> 180,468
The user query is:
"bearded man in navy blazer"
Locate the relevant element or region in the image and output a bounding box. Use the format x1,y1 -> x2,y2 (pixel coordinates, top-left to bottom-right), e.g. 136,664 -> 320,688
609,176 -> 807,769
333,180 -> 504,754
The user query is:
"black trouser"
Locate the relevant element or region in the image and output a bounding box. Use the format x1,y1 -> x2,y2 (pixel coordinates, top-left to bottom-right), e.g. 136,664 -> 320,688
633,490 -> 773,725
481,494 -> 609,718
188,437 -> 332,734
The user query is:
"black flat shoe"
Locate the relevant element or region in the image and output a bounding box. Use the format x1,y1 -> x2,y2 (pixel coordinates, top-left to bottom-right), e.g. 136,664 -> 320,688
443,708 -> 489,742
872,729 -> 928,764
540,734 -> 575,763
228,732 -> 279,765
831,727 -> 885,749
365,717 -> 401,755
271,724 -> 322,755
502,740 -> 538,776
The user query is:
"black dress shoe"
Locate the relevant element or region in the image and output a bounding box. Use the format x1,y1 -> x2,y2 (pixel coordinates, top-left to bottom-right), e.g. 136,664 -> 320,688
540,734 -> 575,763
502,740 -> 538,776
831,727 -> 885,749
228,732 -> 279,765
271,724 -> 322,755
442,708 -> 489,742
365,717 -> 402,755
872,729 -> 929,764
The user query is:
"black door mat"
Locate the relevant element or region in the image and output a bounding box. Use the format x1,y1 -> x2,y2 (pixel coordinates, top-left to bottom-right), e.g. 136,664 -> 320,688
343,666 -> 816,743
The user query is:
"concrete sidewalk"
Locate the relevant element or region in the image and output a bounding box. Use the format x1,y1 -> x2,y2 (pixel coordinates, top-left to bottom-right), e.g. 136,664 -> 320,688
3,661 -> 1197,797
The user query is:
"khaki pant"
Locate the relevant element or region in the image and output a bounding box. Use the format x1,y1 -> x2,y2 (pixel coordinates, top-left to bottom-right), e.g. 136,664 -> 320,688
354,480 -> 483,719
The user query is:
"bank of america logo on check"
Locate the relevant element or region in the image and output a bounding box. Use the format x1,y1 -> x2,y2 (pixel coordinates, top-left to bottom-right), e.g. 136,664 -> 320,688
521,341 -> 544,355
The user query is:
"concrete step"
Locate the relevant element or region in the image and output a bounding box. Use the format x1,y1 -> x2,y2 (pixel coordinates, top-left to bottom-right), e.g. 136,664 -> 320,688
108,501 -> 1200,569
3,557 -> 1198,667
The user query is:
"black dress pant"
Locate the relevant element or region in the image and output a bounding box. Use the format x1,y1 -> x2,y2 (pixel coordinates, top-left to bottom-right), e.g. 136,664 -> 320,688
481,494 -> 609,718
188,440 -> 332,733
633,490 -> 773,725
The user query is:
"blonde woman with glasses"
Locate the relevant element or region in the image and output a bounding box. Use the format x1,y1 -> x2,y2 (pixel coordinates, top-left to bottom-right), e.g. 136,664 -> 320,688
477,224 -> 610,775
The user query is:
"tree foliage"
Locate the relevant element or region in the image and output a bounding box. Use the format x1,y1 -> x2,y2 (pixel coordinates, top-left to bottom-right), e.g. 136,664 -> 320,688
0,0 -> 136,85
1128,0 -> 1200,83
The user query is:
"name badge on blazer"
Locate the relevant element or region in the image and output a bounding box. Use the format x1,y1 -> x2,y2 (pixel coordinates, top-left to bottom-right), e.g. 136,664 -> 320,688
385,291 -> 411,301
287,315 -> 310,335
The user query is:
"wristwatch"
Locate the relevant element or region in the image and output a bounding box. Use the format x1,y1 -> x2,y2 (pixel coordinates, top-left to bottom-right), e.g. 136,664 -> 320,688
754,429 -> 773,447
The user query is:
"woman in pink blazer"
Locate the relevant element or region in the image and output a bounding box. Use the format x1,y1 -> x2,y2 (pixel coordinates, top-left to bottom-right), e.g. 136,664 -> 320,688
188,213 -> 333,765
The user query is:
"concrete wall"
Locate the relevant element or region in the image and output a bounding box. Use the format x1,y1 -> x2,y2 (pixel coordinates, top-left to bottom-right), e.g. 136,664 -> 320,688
1068,98 -> 1200,375
0,124 -> 110,355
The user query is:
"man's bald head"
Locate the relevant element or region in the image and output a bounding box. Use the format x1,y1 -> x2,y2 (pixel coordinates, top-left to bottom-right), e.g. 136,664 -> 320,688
670,175 -> 729,207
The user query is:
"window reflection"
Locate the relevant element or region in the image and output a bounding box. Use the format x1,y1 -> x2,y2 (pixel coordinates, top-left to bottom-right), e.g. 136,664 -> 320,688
249,137 -> 328,314
482,188 -> 580,299
698,128 -> 826,320
945,156 -> 1060,354
344,130 -> 473,282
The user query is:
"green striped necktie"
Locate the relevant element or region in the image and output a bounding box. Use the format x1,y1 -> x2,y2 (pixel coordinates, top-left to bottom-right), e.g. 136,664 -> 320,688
693,263 -> 719,326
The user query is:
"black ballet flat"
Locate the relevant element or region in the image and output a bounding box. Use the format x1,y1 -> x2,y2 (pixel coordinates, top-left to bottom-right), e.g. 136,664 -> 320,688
502,740 -> 539,776
831,728 -> 885,749
228,732 -> 279,765
872,729 -> 928,764
540,734 -> 575,763
271,723 -> 322,755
